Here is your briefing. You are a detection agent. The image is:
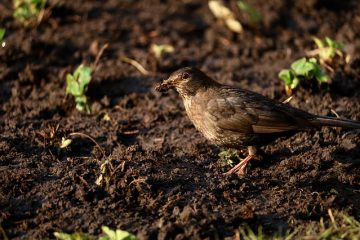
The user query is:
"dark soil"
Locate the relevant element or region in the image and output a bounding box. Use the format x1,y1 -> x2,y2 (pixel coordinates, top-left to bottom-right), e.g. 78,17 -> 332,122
1,0 -> 360,239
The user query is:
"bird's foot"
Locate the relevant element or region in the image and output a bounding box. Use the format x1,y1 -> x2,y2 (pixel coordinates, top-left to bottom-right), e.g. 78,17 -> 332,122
225,154 -> 255,176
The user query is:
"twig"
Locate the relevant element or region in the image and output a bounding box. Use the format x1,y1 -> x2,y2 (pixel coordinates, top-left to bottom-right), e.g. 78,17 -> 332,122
331,109 -> 341,118
92,43 -> 109,70
36,9 -> 46,26
322,62 -> 334,73
282,96 -> 293,104
121,57 -> 151,75
129,177 -> 148,187
69,132 -> 106,158
305,49 -> 336,73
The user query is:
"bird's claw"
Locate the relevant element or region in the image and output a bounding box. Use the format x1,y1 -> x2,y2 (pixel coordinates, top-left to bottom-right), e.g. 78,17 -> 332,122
224,155 -> 254,176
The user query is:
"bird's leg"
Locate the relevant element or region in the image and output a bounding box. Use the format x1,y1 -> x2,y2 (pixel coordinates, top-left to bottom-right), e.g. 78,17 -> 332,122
225,146 -> 257,176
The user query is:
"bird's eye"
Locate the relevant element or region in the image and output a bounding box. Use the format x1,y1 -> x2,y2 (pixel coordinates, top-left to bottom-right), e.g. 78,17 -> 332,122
182,72 -> 190,80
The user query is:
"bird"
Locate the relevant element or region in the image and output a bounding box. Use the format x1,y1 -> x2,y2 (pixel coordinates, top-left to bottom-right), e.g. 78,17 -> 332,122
155,67 -> 360,175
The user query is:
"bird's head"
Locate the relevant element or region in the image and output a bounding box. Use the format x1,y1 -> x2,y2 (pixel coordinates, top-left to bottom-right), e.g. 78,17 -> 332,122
156,67 -> 218,97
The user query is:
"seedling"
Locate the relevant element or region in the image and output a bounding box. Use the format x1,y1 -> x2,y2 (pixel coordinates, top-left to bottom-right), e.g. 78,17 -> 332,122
35,123 -> 60,147
237,0 -> 262,24
95,157 -> 114,188
102,112 -> 111,121
151,44 -> 174,59
278,57 -> 328,95
208,0 -> 243,33
99,226 -> 137,240
13,0 -> 47,26
54,231 -> 95,240
0,29 -> 5,47
66,64 -> 93,113
66,132 -> 114,190
60,137 -> 72,148
308,37 -> 344,64
219,149 -> 239,166
54,226 -> 137,240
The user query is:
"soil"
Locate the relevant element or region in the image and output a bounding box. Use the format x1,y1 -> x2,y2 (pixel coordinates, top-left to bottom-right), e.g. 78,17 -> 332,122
1,0 -> 360,239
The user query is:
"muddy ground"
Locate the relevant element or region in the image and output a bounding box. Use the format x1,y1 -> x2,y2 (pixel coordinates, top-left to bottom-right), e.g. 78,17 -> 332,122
0,0 -> 360,239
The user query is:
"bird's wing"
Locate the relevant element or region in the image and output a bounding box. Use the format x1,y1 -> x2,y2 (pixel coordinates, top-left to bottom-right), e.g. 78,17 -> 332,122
205,87 -> 311,134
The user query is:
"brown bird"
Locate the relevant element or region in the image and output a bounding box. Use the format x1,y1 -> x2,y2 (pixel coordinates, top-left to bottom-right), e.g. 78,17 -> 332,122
156,67 -> 360,175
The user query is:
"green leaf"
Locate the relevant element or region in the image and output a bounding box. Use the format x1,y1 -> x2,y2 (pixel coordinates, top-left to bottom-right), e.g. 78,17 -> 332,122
312,37 -> 344,63
314,67 -> 328,83
75,95 -> 89,112
66,74 -> 81,96
60,137 -> 72,148
54,231 -> 95,240
13,0 -> 47,25
308,57 -> 317,64
218,149 -> 237,166
319,228 -> 333,239
0,28 -> 5,41
290,76 -> 300,89
75,95 -> 87,105
75,103 -> 87,113
102,112 -> 111,121
74,65 -> 92,93
325,37 -> 343,50
291,58 -> 316,76
151,44 -> 174,59
308,58 -> 328,83
65,64 -> 92,113
100,226 -> 137,240
278,69 -> 294,86
313,37 -> 324,49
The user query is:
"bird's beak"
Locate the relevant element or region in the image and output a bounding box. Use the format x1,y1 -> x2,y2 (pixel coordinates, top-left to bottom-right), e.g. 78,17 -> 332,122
155,77 -> 176,92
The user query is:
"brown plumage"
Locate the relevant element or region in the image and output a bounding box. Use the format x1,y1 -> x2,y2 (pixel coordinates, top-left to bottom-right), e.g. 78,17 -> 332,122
156,67 -> 360,175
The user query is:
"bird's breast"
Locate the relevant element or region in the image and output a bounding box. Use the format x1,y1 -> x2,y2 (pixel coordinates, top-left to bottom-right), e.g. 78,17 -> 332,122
183,95 -> 219,142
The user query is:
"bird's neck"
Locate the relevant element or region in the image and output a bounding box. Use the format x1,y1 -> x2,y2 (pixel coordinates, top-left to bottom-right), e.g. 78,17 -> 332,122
177,77 -> 220,98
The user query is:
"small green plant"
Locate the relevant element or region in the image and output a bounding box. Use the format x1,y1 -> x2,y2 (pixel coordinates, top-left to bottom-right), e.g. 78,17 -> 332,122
64,132 -> 114,190
66,64 -> 93,113
278,57 -> 328,95
208,0 -> 243,33
100,226 -> 137,240
151,44 -> 174,59
13,0 -> 47,26
54,231 -> 95,240
311,37 -> 344,64
219,149 -> 239,166
54,226 -> 137,240
60,137 -> 72,148
237,0 -> 262,24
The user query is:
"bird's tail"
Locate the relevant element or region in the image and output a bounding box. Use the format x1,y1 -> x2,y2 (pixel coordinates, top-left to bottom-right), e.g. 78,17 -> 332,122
311,116 -> 360,129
